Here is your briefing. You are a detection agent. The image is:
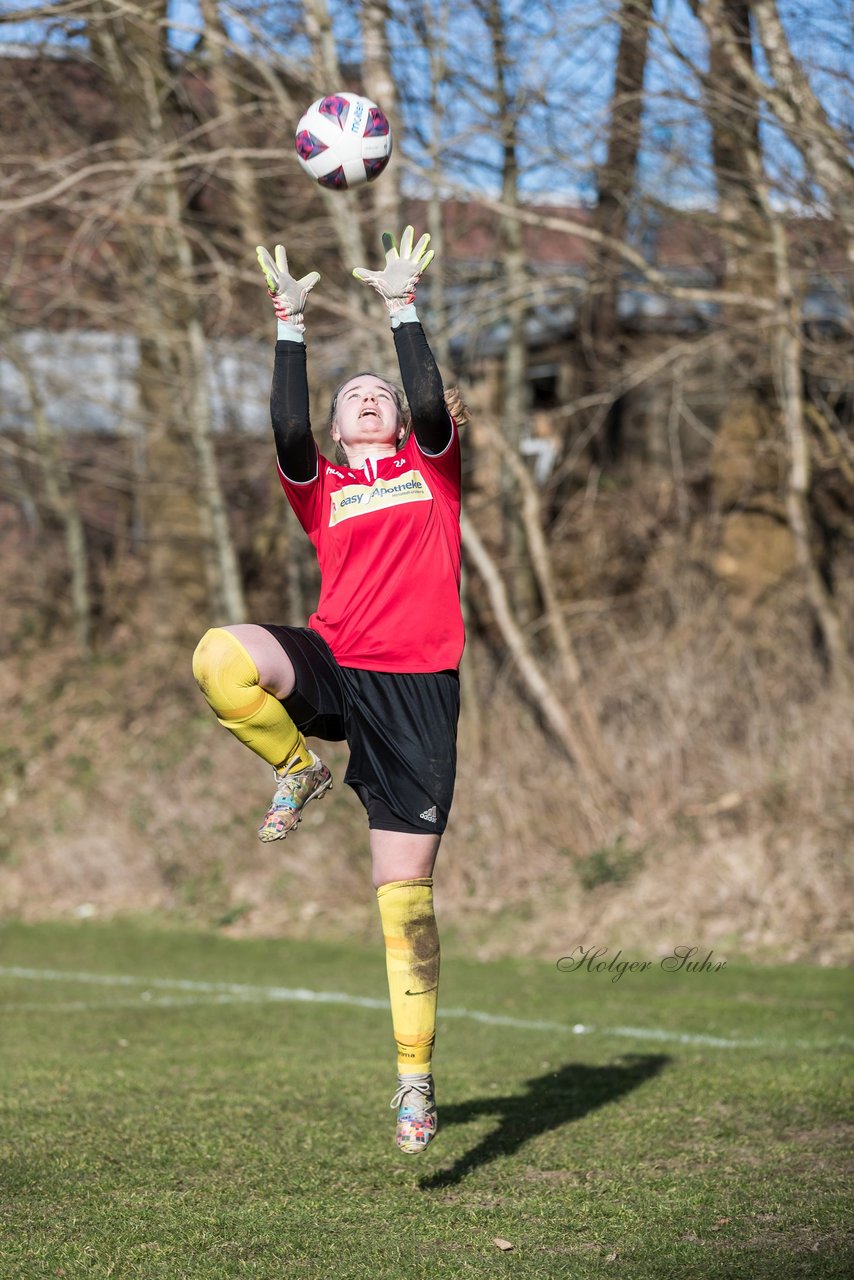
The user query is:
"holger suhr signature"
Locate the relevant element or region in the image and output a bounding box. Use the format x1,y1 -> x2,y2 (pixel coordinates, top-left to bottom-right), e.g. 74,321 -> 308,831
557,944 -> 727,983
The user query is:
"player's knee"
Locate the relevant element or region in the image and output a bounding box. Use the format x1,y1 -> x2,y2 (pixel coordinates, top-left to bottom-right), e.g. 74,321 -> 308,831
192,627 -> 224,693
192,627 -> 260,714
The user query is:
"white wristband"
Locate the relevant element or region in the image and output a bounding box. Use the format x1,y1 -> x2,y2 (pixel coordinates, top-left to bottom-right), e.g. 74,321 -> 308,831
277,318 -> 305,343
390,303 -> 419,328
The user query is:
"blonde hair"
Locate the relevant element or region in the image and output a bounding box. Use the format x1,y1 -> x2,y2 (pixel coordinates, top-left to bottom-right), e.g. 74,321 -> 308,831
443,385 -> 470,427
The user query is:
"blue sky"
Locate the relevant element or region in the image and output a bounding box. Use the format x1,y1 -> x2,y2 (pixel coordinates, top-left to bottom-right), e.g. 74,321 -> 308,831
2,0 -> 850,206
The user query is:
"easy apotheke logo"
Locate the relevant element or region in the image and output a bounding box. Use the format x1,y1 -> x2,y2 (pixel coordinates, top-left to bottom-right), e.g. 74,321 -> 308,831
557,945 -> 727,983
328,470 -> 432,525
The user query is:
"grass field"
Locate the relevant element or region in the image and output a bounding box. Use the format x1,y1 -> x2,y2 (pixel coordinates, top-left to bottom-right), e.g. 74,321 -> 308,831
0,920 -> 851,1279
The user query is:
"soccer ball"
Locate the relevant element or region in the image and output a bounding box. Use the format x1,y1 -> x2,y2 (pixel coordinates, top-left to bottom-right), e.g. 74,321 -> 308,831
294,93 -> 392,191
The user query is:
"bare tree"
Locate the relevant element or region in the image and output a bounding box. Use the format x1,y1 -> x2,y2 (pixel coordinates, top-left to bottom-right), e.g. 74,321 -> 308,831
303,0 -> 374,356
1,337 -> 92,652
478,0 -> 539,620
359,0 -> 402,233
718,0 -> 854,262
579,0 -> 653,463
198,0 -> 267,248
84,0 -> 246,633
1,0 -> 849,697
698,0 -> 850,681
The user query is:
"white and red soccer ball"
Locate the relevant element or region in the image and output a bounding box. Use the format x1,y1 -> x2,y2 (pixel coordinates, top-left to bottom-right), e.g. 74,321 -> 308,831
295,92 -> 392,191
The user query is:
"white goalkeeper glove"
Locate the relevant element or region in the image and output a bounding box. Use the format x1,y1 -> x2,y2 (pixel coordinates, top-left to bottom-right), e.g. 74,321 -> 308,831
352,225 -> 434,325
255,243 -> 320,341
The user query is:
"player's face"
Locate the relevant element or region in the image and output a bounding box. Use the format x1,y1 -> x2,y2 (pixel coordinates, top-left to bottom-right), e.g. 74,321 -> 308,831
332,376 -> 403,450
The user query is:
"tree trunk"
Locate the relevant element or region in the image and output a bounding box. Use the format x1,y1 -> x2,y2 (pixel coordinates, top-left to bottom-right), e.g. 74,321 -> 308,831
483,0 -> 538,622
304,0 -> 374,361
5,341 -> 92,652
701,0 -> 791,620
757,152 -> 850,683
745,0 -> 854,262
475,414 -> 612,778
700,0 -> 848,679
773,261 -> 849,685
461,511 -> 609,836
360,0 -> 402,235
579,0 -> 653,465
706,0 -> 773,305
87,0 -> 246,634
198,0 -> 266,247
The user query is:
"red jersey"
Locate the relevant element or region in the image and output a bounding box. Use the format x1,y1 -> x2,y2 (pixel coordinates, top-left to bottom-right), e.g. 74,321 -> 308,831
278,424 -> 464,672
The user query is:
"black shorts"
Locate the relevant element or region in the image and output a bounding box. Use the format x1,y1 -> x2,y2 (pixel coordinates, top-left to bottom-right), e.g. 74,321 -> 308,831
260,625 -> 460,836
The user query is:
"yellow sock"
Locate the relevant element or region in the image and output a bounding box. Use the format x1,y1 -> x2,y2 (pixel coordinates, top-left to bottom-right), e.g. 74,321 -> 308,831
192,628 -> 313,772
376,878 -> 439,1075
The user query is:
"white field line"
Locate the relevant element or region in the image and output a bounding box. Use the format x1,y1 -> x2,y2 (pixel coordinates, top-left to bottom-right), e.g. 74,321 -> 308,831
0,965 -> 849,1052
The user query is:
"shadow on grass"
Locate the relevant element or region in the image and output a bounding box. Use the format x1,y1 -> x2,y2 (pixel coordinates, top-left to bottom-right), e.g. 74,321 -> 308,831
421,1053 -> 670,1189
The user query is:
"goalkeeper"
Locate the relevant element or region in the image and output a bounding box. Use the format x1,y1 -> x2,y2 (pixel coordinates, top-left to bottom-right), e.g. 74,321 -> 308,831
192,227 -> 464,1156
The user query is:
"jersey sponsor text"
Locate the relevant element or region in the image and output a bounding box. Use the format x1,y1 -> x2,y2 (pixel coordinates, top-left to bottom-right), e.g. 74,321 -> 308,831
328,469 -> 433,526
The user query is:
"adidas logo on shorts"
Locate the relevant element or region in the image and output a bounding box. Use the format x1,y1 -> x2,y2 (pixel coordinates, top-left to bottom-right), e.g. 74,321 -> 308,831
419,805 -> 438,823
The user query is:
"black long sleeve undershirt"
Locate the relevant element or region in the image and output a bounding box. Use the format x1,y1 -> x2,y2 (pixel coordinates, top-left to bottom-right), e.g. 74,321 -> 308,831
270,320 -> 452,482
392,320 -> 452,455
269,339 -> 316,483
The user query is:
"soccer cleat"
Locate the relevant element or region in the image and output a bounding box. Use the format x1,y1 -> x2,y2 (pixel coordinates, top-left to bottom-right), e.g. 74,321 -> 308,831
390,1071 -> 437,1154
257,751 -> 332,842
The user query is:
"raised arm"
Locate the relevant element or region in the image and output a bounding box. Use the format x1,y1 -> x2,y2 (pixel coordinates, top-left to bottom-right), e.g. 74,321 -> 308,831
270,341 -> 316,482
256,243 -> 320,482
393,321 -> 450,454
353,226 -> 452,455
